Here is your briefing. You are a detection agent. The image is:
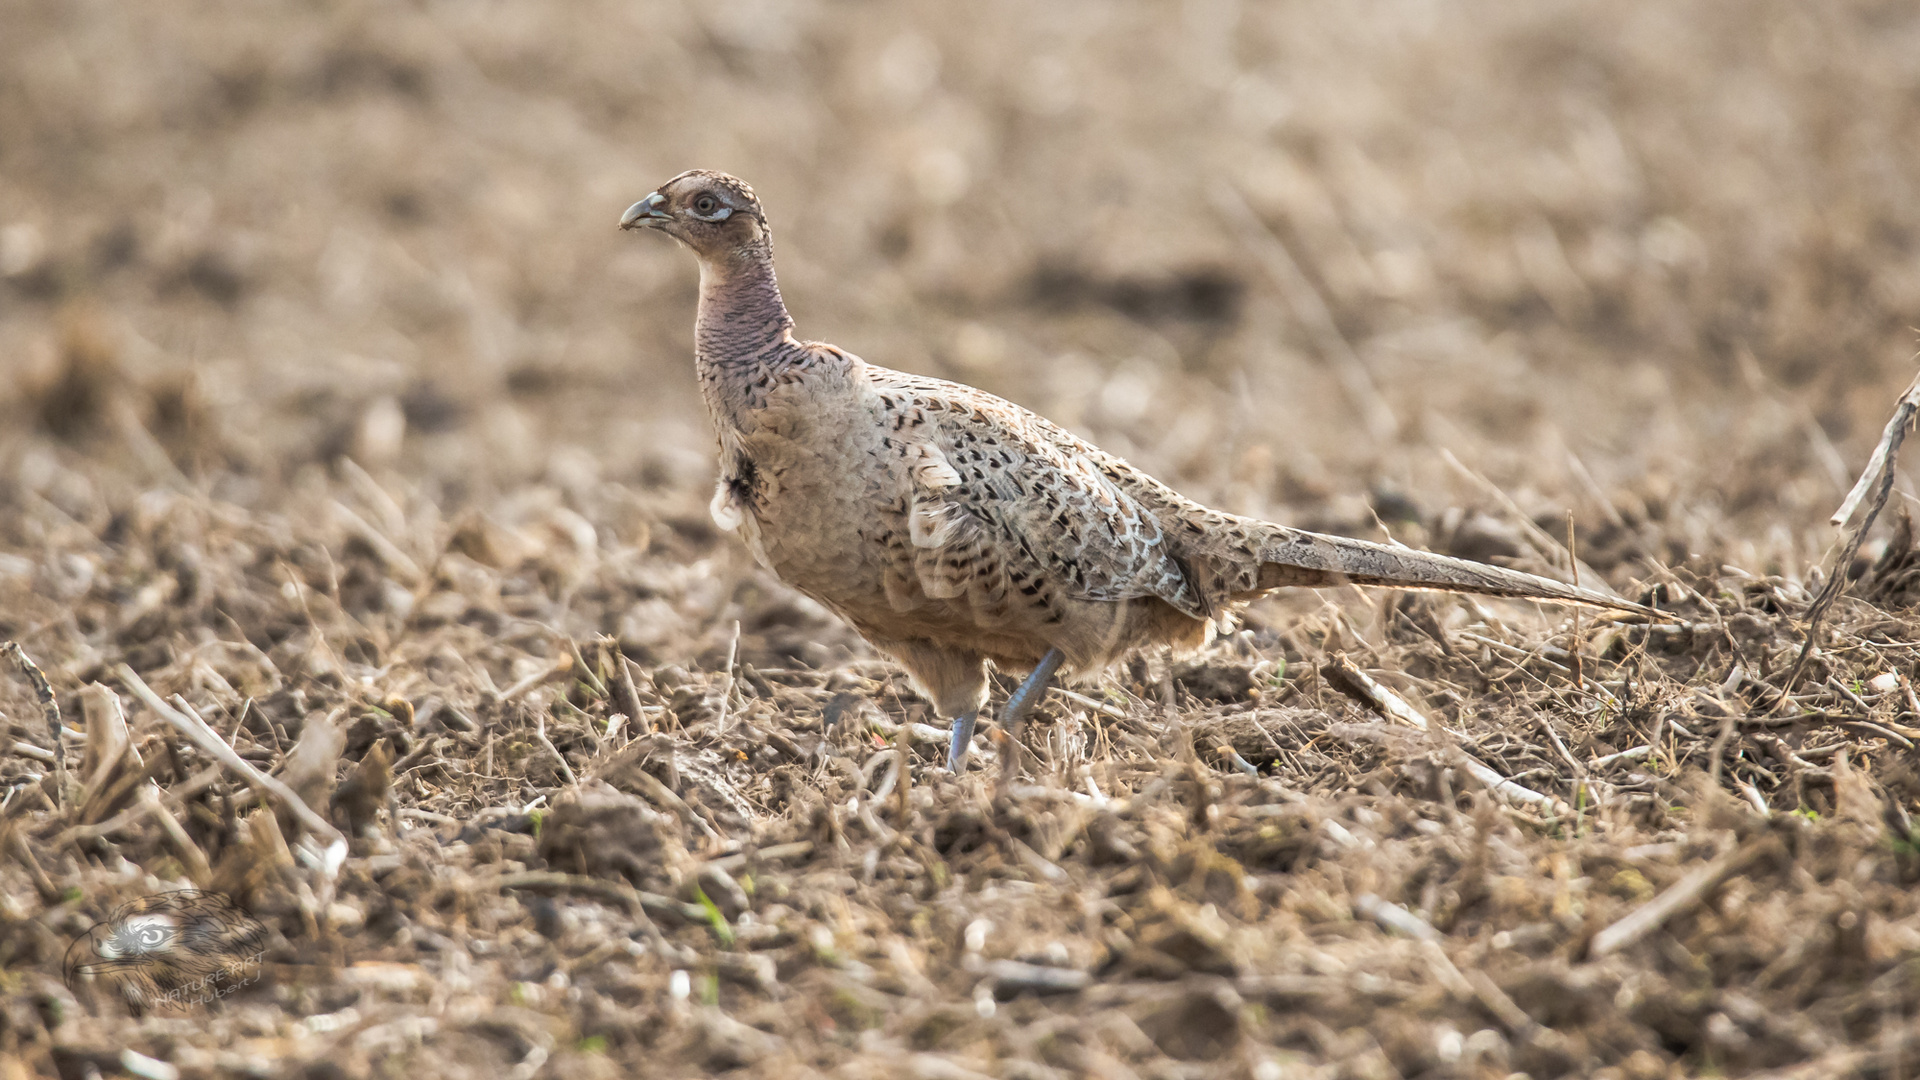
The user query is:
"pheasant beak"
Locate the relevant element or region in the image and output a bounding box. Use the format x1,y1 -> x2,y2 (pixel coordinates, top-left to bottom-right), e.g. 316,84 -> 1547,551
620,192 -> 670,230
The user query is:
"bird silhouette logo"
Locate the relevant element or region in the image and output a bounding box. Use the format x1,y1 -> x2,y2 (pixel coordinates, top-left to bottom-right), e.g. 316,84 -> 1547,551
64,891 -> 268,1014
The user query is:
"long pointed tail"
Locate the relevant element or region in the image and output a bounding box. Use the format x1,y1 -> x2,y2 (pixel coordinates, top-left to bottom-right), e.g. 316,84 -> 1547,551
1253,526 -> 1656,617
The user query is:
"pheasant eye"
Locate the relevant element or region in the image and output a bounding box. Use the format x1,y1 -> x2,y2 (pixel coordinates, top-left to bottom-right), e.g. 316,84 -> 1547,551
694,195 -> 718,214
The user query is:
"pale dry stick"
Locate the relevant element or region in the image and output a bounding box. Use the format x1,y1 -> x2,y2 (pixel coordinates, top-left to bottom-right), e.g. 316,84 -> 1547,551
703,840 -> 815,873
1323,655 -> 1561,810
1840,718 -> 1914,750
1567,510 -> 1585,694
1588,833 -> 1782,957
617,653 -> 650,736
9,741 -> 55,764
52,766 -> 223,847
894,714 -> 912,823
982,958 -> 1091,996
1414,939 -> 1543,1043
331,500 -> 424,585
116,664 -> 348,874
499,655 -> 571,704
862,748 -> 900,799
1648,712 -> 1670,774
1322,656 -> 1429,730
6,827 -> 61,904
1004,834 -> 1068,884
3,641 -> 69,809
714,619 -> 742,734
1354,893 -> 1440,942
533,715 -> 577,786
625,762 -> 721,842
1209,181 -> 1399,442
1455,630 -> 1573,675
1049,686 -> 1127,720
1563,447 -> 1630,532
223,697 -> 254,745
277,559 -> 346,684
1590,745 -> 1652,769
141,784 -> 213,886
77,683 -> 135,819
1706,706 -> 1739,790
337,456 -> 411,543
1534,714 -> 1594,809
1781,369 -> 1920,705
1439,448 -> 1583,578
1833,369 -> 1920,528
1828,675 -> 1875,716
863,714 -> 952,748
564,635 -> 608,700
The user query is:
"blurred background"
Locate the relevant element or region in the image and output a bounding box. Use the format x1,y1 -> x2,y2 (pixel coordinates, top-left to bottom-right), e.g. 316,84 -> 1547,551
4,0 -> 1920,664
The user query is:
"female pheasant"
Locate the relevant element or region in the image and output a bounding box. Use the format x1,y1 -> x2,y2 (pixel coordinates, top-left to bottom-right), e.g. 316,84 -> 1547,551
621,171 -> 1650,771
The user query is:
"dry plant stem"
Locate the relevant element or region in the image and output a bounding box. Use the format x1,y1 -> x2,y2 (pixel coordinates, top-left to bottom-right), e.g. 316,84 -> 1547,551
617,653 -> 650,735
1568,510 -> 1585,692
1589,833 -> 1781,957
5,827 -> 61,904
1439,448 -> 1581,576
566,636 -> 608,700
982,958 -> 1091,995
141,784 -> 213,886
4,641 -> 68,809
1535,715 -> 1585,780
77,683 -> 134,821
331,500 -> 424,585
1322,655 -> 1560,809
625,761 -> 721,841
1049,686 -> 1127,719
1783,369 -> 1920,705
116,663 -> 348,869
704,840 -> 815,874
715,619 -> 741,734
500,656 -> 570,703
1564,448 -> 1631,531
1832,369 -> 1920,529
1591,745 -> 1652,769
1355,893 -> 1440,942
54,766 -> 223,846
1209,181 -> 1399,441
9,741 -> 55,764
894,718 -> 912,823
1707,708 -> 1739,789
534,716 -> 577,786
1323,655 -> 1428,730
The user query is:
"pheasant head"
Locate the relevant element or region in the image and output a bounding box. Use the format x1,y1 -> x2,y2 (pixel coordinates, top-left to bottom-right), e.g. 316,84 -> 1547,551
621,170 -> 770,263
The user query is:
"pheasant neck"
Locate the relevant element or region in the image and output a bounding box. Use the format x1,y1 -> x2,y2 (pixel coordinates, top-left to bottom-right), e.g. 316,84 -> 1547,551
694,240 -> 803,426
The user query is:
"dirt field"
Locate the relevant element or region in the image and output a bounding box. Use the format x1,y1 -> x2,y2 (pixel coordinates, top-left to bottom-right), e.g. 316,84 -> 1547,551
6,1 -> 1920,1077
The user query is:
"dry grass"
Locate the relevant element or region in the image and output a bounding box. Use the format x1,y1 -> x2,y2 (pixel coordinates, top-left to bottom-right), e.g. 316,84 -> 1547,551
6,1 -> 1920,1077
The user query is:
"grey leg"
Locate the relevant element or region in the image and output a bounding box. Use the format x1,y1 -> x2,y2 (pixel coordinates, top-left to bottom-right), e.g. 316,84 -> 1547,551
946,710 -> 980,773
948,648 -> 1065,773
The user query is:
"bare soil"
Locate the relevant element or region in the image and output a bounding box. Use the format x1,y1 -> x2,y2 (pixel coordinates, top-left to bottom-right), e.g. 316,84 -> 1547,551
6,2 -> 1920,1077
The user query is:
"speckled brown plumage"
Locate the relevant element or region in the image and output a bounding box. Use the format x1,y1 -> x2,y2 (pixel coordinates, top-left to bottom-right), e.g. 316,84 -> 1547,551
621,171 -> 1650,740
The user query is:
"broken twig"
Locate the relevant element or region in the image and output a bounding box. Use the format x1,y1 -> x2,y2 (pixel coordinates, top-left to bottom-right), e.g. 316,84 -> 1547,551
4,641 -> 68,808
